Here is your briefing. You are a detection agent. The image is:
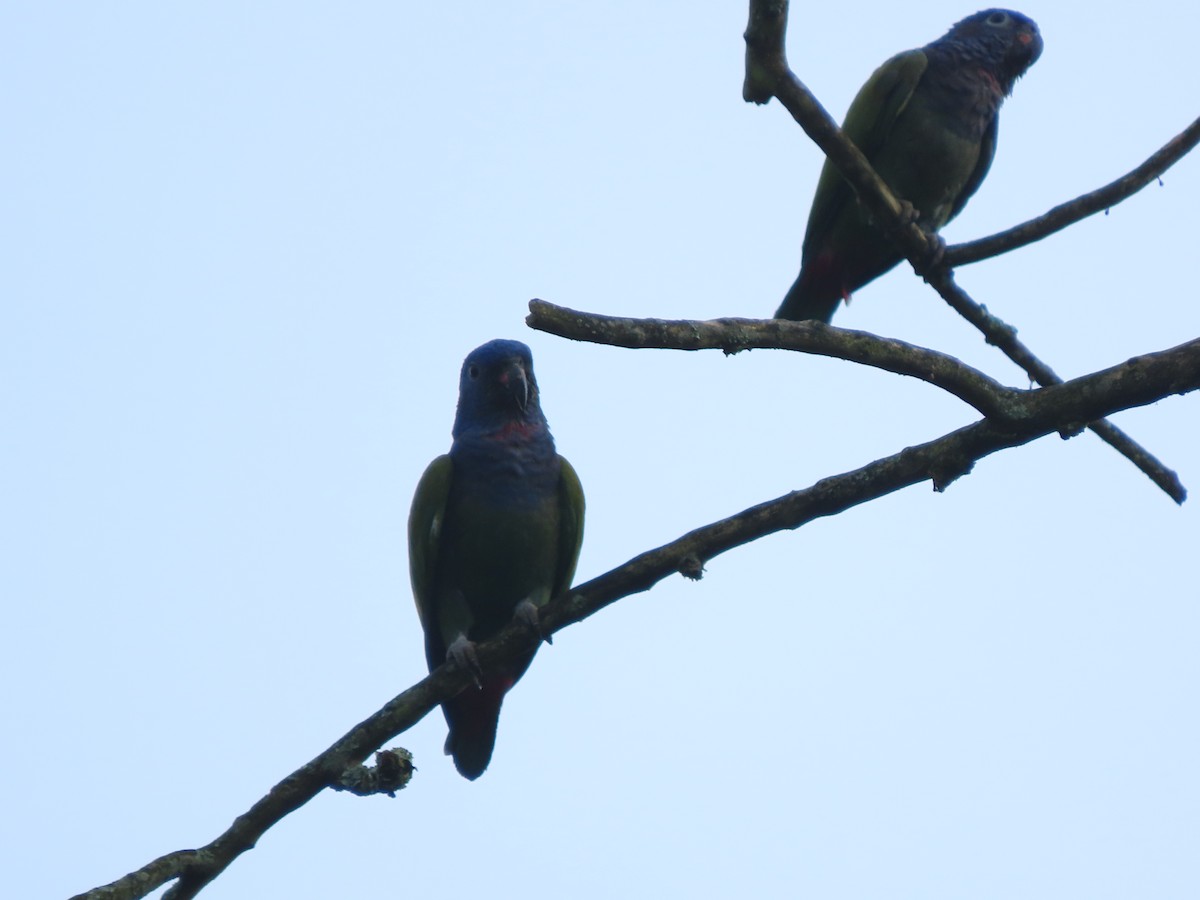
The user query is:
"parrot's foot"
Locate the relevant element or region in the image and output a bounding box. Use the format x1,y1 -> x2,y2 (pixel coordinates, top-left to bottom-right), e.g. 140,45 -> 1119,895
515,599 -> 552,646
874,200 -> 919,234
446,634 -> 483,687
887,203 -> 946,275
896,199 -> 920,226
913,227 -> 947,277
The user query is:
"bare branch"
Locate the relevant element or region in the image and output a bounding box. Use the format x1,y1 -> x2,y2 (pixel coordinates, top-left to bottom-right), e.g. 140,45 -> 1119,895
72,664 -> 475,900
527,299 -> 1018,418
72,333 -> 1199,900
946,116 -> 1200,266
535,339 -> 1200,627
925,269 -> 1187,502
529,299 -> 1188,503
70,851 -> 202,900
740,0 -> 1188,503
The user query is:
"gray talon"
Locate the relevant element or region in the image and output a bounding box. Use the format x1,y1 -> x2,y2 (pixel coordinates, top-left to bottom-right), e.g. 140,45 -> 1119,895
446,634 -> 483,687
515,599 -> 552,645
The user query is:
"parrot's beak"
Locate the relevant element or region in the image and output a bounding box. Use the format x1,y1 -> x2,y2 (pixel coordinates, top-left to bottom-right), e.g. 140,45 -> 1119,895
1003,26 -> 1042,86
1015,27 -> 1043,68
500,361 -> 531,411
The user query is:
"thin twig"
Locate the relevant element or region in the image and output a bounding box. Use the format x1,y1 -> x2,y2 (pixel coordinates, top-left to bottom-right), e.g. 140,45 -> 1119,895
946,116 -> 1200,266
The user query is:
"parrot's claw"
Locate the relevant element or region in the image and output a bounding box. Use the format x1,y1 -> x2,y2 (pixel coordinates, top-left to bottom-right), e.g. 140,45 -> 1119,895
913,228 -> 947,277
888,203 -> 946,275
446,635 -> 483,687
896,199 -> 920,226
515,599 -> 552,646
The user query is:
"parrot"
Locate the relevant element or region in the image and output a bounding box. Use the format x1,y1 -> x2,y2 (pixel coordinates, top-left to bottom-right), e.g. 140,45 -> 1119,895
775,8 -> 1043,323
408,339 -> 585,780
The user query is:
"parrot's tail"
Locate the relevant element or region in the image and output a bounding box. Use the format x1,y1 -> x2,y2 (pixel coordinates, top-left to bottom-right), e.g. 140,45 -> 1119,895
775,263 -> 843,324
443,676 -> 511,780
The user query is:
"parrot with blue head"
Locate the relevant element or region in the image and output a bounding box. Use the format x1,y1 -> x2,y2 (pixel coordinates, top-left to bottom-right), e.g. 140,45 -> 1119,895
775,8 -> 1043,323
408,339 -> 585,780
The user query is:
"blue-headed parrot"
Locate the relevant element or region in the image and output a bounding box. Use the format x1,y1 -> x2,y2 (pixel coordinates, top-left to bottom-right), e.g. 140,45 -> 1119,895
408,339 -> 585,780
776,9 -> 1042,322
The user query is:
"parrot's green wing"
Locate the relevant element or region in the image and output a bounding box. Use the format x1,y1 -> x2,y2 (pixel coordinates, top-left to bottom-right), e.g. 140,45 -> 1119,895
949,113 -> 998,222
408,454 -> 453,638
553,457 -> 586,598
803,49 -> 929,252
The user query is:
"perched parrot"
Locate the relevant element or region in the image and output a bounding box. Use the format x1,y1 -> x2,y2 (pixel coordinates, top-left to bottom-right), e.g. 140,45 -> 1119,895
408,339 -> 585,780
775,8 -> 1043,323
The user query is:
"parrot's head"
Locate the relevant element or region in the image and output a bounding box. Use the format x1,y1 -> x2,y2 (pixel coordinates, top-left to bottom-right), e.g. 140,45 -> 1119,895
452,339 -> 545,439
941,9 -> 1043,92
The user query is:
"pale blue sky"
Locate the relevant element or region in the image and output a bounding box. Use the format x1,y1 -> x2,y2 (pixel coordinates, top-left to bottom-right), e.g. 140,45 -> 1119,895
4,3 -> 1198,899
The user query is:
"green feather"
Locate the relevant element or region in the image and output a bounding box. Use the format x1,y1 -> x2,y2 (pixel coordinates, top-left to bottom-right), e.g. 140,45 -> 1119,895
408,454 -> 452,643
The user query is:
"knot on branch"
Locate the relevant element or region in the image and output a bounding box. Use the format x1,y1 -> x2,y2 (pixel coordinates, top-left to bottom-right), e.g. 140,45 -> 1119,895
678,554 -> 706,580
332,748 -> 415,798
928,453 -> 975,493
1057,422 -> 1087,440
978,308 -> 1019,347
721,327 -> 754,355
741,0 -> 788,104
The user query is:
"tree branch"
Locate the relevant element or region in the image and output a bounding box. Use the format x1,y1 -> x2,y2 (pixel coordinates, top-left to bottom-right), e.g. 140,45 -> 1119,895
72,667 -> 469,900
924,269 -> 1187,502
526,299 -> 1019,418
945,116 -> 1200,267
740,0 -> 1189,503
528,299 -> 1188,502
72,334 -> 1200,900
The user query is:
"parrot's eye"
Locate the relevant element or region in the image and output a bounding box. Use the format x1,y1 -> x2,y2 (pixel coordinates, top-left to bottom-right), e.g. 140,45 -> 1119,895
467,364 -> 481,380
987,11 -> 1009,26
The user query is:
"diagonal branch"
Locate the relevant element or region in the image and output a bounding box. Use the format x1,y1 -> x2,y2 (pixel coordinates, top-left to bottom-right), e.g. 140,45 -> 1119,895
925,269 -> 1186,502
529,298 -> 1187,502
72,335 -> 1200,900
532,339 -> 1200,616
741,0 -> 1188,503
946,116 -> 1200,266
